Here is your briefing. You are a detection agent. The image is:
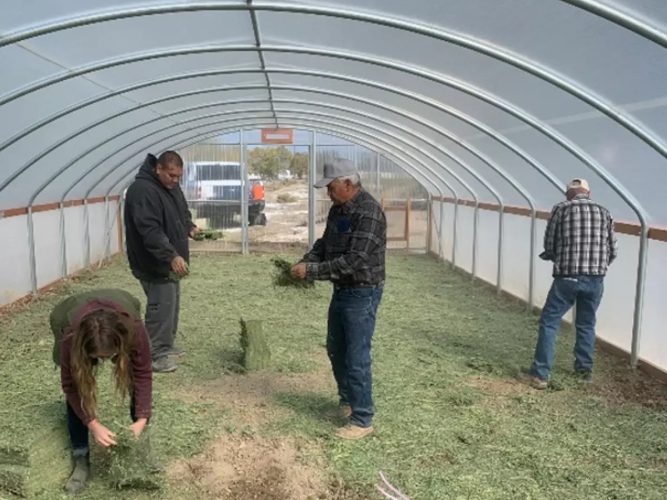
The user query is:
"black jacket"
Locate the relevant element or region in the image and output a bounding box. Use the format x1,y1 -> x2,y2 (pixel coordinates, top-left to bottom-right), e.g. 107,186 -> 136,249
124,154 -> 194,281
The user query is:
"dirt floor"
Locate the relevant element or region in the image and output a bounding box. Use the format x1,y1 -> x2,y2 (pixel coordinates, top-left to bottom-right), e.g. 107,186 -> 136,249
166,356 -> 359,500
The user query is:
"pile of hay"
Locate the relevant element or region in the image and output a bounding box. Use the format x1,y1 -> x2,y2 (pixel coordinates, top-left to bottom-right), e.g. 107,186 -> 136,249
271,257 -> 314,289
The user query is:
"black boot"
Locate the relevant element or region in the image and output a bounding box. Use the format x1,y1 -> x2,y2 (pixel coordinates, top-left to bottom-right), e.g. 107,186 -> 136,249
64,454 -> 90,495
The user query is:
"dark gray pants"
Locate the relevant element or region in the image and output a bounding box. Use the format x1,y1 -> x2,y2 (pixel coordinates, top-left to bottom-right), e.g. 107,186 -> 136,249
140,280 -> 180,361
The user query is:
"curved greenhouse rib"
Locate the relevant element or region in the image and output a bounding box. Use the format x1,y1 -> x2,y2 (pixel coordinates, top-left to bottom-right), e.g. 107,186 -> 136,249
0,44 -> 644,219
559,0 -> 667,48
0,66 -> 563,198
15,82 -> 533,221
39,90 -> 501,207
5,0 -> 665,48
247,0 -> 277,127
0,2 -> 664,158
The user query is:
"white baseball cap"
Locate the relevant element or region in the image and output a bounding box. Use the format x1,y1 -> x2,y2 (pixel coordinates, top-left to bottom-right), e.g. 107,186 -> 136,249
566,178 -> 590,192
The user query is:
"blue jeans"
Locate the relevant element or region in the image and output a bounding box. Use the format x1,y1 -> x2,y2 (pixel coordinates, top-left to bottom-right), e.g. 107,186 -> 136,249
531,276 -> 604,380
327,286 -> 383,428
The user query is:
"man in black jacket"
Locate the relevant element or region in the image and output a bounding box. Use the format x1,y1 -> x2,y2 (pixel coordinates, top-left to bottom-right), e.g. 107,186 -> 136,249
124,151 -> 198,373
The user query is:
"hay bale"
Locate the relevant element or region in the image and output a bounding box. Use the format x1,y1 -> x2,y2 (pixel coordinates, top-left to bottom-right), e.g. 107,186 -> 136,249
0,424 -> 70,498
107,427 -> 161,491
240,319 -> 271,371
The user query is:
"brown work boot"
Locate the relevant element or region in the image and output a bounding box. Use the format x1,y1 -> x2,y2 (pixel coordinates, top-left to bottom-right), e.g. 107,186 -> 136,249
338,404 -> 352,419
64,455 -> 90,495
335,423 -> 374,440
528,375 -> 548,390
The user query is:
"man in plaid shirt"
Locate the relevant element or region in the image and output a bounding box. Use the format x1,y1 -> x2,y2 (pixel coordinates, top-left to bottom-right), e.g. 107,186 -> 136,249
529,178 -> 618,389
291,158 -> 386,439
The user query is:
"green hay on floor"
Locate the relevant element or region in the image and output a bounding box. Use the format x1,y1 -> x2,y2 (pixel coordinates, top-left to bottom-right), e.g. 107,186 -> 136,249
240,319 -> 271,371
270,257 -> 314,288
3,254 -> 667,499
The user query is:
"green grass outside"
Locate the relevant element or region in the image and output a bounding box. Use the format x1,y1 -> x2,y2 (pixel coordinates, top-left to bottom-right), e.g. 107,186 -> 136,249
0,253 -> 666,499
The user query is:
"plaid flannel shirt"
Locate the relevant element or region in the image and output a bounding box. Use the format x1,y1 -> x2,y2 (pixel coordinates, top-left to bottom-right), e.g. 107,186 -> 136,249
303,189 -> 386,286
542,194 -> 618,277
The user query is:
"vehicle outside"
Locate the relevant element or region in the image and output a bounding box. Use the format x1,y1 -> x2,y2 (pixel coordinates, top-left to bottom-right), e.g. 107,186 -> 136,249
182,161 -> 266,228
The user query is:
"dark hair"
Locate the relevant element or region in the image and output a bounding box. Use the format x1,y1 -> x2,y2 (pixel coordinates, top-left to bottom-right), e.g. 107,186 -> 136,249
70,310 -> 136,418
157,150 -> 183,169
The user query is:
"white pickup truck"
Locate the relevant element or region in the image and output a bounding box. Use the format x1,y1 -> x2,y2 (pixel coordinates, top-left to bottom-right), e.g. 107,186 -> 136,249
182,161 -> 266,227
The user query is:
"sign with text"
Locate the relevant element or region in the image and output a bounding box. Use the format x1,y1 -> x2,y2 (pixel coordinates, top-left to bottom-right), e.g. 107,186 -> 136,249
261,128 -> 294,144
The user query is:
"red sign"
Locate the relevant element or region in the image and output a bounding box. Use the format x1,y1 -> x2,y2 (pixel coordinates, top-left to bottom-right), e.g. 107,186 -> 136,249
261,128 -> 294,144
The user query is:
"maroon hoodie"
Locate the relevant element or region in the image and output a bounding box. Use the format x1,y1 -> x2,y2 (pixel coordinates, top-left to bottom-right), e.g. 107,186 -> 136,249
60,300 -> 152,424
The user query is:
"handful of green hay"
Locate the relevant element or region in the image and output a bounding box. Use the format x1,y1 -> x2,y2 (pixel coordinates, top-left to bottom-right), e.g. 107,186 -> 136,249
168,262 -> 190,282
271,257 -> 314,289
193,228 -> 223,241
107,427 -> 162,491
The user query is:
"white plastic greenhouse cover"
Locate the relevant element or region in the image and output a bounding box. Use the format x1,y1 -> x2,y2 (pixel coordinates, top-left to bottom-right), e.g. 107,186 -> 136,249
0,1 -> 666,373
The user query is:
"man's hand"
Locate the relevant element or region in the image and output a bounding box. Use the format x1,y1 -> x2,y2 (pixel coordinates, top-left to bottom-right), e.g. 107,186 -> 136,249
171,256 -> 189,276
88,419 -> 117,448
189,226 -> 201,239
129,418 -> 148,438
290,263 -> 307,280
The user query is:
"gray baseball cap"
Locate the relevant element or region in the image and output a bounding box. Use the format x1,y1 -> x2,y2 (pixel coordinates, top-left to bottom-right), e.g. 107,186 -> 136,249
314,158 -> 358,188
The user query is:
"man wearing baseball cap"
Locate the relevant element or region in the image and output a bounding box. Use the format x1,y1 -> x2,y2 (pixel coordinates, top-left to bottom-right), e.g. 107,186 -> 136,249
291,158 -> 386,439
529,178 -> 618,389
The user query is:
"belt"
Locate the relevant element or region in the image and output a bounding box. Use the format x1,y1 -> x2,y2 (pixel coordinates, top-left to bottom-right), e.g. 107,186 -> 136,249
333,281 -> 383,290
